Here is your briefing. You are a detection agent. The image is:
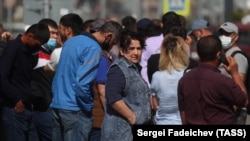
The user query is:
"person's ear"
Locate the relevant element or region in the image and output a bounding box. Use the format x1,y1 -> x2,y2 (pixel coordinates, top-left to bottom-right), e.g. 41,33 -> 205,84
105,32 -> 112,39
65,27 -> 72,37
198,29 -> 204,37
217,51 -> 222,59
233,33 -> 239,41
26,32 -> 33,38
119,48 -> 124,55
25,33 -> 35,42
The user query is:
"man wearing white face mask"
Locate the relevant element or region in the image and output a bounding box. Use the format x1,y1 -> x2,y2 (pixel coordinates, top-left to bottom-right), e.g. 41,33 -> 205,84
218,22 -> 248,81
218,22 -> 248,125
31,18 -> 59,141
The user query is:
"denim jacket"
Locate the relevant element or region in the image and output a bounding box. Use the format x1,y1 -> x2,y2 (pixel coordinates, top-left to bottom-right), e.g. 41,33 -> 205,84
101,57 -> 151,141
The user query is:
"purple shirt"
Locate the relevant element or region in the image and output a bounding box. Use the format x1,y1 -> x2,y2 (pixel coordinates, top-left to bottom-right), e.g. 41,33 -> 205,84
140,34 -> 164,87
178,63 -> 247,124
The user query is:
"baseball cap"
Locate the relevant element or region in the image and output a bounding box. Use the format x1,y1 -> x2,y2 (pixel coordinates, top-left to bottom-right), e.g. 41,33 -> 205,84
218,22 -> 238,34
188,19 -> 209,35
89,18 -> 106,33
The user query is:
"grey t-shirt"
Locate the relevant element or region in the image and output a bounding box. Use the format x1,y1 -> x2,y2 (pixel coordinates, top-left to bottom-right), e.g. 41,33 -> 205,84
218,47 -> 248,79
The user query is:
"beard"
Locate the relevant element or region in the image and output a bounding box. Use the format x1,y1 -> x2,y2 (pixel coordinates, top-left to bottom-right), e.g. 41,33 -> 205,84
60,34 -> 67,43
102,37 -> 112,51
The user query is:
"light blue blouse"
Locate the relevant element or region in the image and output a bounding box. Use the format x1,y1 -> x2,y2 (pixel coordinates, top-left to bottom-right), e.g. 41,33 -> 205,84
151,69 -> 184,125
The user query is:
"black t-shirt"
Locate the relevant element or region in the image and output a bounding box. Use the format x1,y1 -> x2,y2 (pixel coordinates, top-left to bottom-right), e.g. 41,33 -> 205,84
105,65 -> 125,105
147,54 -> 160,83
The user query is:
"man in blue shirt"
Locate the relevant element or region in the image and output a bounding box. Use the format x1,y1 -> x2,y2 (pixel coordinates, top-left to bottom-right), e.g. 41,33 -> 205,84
50,13 -> 122,141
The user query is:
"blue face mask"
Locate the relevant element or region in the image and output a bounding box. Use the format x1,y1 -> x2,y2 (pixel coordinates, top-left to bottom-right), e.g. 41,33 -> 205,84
45,38 -> 57,50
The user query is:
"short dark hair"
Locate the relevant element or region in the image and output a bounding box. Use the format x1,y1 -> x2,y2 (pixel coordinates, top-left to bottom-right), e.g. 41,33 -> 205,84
89,18 -> 106,33
162,11 -> 181,27
59,13 -> 84,35
83,19 -> 94,32
99,21 -> 123,42
147,23 -> 162,37
26,23 -> 50,44
38,18 -> 58,29
121,16 -> 137,32
162,11 -> 182,37
164,26 -> 187,39
197,35 -> 222,62
120,30 -> 145,51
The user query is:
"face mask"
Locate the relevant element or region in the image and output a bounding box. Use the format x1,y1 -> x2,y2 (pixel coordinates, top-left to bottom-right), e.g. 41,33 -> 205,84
45,38 -> 57,50
219,35 -> 232,49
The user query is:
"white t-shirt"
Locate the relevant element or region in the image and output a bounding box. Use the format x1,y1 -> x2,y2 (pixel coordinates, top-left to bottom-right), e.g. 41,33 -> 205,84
47,47 -> 62,71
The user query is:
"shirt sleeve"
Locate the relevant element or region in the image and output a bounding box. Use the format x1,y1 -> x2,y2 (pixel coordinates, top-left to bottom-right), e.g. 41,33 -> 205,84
140,51 -> 150,87
234,53 -> 248,75
177,78 -> 185,111
0,42 -> 20,103
75,44 -> 101,112
218,75 -> 248,108
150,72 -> 158,96
96,56 -> 110,84
47,48 -> 62,71
105,65 -> 125,105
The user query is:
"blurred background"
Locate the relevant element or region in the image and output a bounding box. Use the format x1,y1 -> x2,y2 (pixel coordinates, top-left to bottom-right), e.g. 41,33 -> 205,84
2,0 -> 250,60
1,0 -> 250,35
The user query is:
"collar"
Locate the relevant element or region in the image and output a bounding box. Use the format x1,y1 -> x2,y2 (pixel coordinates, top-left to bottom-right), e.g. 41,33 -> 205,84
198,63 -> 221,73
81,32 -> 101,47
102,50 -> 113,61
41,45 -> 52,54
121,57 -> 138,70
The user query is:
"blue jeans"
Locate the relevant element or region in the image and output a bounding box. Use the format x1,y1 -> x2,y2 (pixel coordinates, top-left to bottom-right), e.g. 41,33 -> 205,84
89,128 -> 101,141
52,109 -> 92,141
33,108 -> 53,141
2,107 -> 39,141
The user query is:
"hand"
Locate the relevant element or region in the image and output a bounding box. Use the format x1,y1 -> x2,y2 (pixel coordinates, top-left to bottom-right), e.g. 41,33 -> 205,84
223,56 -> 238,75
1,32 -> 13,41
127,113 -> 137,125
14,100 -> 25,113
186,35 -> 193,47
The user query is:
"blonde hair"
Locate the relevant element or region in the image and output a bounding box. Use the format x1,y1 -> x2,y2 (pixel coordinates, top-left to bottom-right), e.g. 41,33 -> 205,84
158,34 -> 189,73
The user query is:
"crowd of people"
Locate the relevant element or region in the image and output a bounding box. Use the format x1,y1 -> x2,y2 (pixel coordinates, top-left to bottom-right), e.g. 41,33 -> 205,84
0,10 -> 249,141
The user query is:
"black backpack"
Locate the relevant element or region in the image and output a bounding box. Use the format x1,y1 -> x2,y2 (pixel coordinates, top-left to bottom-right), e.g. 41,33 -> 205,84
231,50 -> 250,114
